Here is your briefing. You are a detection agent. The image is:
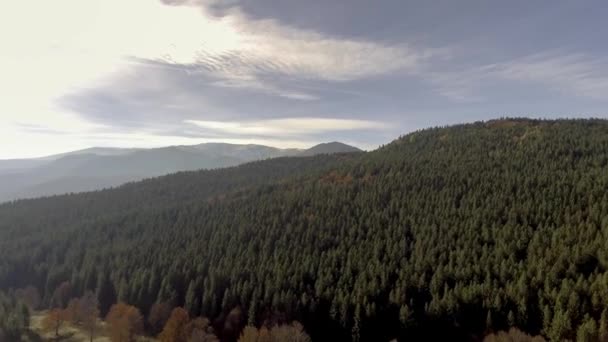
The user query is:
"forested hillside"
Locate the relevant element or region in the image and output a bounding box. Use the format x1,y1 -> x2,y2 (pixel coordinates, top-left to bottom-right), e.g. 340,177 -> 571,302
1,119 -> 608,341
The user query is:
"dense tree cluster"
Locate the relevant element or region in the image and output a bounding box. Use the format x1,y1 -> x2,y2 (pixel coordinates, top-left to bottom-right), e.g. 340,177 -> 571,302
1,119 -> 608,341
0,290 -> 30,340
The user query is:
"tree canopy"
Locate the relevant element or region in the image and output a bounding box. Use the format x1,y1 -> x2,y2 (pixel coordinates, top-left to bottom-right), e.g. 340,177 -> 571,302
1,118 -> 608,341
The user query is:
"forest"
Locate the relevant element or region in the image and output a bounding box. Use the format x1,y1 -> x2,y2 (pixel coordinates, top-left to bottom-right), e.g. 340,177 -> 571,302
1,118 -> 608,341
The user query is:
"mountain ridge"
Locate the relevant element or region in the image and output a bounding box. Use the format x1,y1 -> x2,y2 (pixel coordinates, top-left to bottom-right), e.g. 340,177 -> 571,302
0,141 -> 361,202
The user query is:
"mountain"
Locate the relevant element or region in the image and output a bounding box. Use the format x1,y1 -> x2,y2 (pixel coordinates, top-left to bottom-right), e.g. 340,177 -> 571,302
0,147 -> 139,172
299,141 -> 362,156
2,119 -> 606,341
0,142 -> 360,202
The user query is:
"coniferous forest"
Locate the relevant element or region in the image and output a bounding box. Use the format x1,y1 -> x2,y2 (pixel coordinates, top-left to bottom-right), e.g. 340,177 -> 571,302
1,118 -> 608,341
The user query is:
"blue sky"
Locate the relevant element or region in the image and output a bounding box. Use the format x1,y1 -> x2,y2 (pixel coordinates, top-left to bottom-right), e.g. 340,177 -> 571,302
1,0 -> 607,158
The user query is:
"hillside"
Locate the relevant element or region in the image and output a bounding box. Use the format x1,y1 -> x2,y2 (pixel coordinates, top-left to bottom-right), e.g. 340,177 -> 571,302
0,142 -> 359,203
1,119 -> 608,341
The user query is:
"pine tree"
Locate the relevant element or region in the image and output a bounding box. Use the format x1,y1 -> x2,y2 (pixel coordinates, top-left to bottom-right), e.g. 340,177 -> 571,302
507,310 -> 515,327
549,309 -> 571,342
576,317 -> 597,342
185,281 -> 198,316
599,309 -> 608,341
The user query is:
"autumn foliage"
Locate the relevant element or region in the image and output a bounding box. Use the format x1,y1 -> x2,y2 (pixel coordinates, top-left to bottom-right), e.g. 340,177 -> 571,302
65,291 -> 100,342
189,317 -> 219,342
159,307 -> 190,342
155,306 -> 221,342
42,308 -> 67,337
106,303 -> 143,342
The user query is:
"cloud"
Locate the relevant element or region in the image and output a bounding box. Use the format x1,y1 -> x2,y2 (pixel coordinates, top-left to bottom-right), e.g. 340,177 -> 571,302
495,53 -> 608,99
427,52 -> 608,102
210,79 -> 320,101
2,0 -> 433,132
185,117 -> 388,137
59,51 -> 407,134
145,5 -> 435,98
207,12 -> 426,81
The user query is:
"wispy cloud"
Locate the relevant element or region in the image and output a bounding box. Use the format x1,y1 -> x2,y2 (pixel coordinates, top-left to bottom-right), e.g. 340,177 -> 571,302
210,79 -> 320,101
2,0 -> 429,110
151,6 -> 435,98
427,52 -> 608,102
495,53 -> 608,99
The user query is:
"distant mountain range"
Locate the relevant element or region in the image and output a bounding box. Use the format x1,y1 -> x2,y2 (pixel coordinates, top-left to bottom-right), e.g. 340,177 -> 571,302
0,142 -> 361,202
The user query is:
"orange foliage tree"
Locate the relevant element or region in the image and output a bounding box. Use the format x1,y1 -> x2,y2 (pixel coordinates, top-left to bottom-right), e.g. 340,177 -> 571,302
41,308 -> 67,337
106,303 -> 143,342
80,292 -> 100,342
159,307 -> 190,342
188,317 -> 219,342
158,308 -> 219,342
65,291 -> 100,342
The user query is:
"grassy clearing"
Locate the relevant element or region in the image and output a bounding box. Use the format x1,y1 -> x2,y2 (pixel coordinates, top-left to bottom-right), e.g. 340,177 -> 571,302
22,311 -> 157,342
24,311 -> 156,342
27,311 -> 109,342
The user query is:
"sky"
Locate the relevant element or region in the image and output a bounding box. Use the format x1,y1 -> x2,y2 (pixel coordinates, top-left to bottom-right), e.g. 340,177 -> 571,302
1,0 -> 608,159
